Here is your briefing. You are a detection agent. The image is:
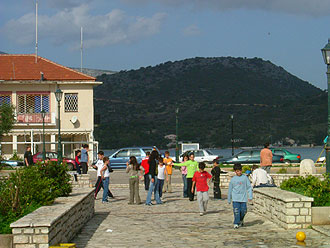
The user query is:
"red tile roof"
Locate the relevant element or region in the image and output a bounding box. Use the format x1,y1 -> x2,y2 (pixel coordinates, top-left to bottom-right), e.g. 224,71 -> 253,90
0,54 -> 95,81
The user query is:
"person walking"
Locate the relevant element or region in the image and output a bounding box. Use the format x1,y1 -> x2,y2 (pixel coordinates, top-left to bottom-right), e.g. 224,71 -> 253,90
155,157 -> 167,202
163,151 -> 173,193
24,146 -> 33,166
260,142 -> 273,173
173,153 -> 198,201
192,162 -> 212,216
126,156 -> 144,204
228,163 -> 253,229
80,144 -> 89,174
211,159 -> 221,199
93,151 -> 114,199
181,155 -> 189,198
146,150 -> 162,205
100,156 -> 111,204
141,152 -> 150,191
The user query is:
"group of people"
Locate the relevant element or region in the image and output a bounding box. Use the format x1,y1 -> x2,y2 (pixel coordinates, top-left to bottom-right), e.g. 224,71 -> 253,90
90,142 -> 275,229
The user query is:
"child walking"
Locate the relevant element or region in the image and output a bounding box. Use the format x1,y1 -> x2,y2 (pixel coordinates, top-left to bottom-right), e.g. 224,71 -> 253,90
126,156 -> 144,204
155,157 -> 167,202
192,162 -> 212,216
228,163 -> 253,229
100,157 -> 111,204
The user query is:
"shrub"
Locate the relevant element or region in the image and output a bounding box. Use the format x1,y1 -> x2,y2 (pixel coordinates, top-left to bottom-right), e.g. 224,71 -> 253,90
280,175 -> 330,206
0,161 -> 72,234
9,151 -> 23,161
277,168 -> 287,174
242,165 -> 252,173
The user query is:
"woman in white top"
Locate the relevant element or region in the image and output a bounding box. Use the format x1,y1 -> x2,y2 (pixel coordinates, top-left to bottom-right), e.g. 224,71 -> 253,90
155,157 -> 167,203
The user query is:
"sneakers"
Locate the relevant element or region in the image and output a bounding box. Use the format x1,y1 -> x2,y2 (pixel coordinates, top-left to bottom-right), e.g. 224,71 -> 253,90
200,212 -> 204,216
145,203 -> 153,206
233,224 -> 239,229
102,201 -> 109,204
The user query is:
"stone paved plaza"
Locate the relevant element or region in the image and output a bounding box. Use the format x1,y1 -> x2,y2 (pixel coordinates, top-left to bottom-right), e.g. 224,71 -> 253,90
71,172 -> 330,248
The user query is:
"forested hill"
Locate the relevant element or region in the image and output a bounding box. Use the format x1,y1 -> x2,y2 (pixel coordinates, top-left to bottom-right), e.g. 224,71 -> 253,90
93,57 -> 326,149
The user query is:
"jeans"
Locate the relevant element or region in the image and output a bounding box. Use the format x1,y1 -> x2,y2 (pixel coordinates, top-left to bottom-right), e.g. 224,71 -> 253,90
95,176 -> 113,198
197,191 -> 209,213
232,202 -> 247,225
155,179 -> 164,199
144,173 -> 150,191
213,182 -> 221,199
76,163 -> 81,174
102,177 -> 110,202
182,174 -> 188,197
187,178 -> 195,201
81,162 -> 88,174
146,175 -> 162,204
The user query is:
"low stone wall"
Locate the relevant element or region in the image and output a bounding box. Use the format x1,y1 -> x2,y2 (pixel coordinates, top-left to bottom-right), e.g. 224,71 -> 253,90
253,187 -> 313,229
312,206 -> 330,225
219,173 -> 325,189
10,188 -> 94,248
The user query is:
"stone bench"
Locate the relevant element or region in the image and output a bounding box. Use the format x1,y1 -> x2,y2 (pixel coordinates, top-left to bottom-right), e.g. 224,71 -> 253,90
10,188 -> 95,248
253,187 -> 313,229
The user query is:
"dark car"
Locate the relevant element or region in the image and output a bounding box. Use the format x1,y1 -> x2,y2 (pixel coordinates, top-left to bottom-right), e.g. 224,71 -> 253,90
108,147 -> 159,169
0,160 -> 24,168
219,149 -> 284,164
270,148 -> 301,163
33,152 -> 76,170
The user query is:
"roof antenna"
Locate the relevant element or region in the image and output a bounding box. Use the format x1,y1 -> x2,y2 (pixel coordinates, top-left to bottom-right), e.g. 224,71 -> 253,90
80,26 -> 83,72
35,0 -> 38,63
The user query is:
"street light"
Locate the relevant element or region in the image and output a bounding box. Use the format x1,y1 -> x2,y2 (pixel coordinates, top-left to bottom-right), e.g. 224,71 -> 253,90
41,109 -> 46,161
321,39 -> 330,174
55,88 -> 63,165
175,107 -> 179,162
230,114 -> 234,156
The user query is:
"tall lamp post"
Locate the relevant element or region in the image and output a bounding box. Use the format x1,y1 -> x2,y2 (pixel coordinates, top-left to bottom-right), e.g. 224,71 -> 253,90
41,109 -> 46,161
175,107 -> 179,162
230,114 -> 234,156
55,88 -> 63,165
321,39 -> 330,174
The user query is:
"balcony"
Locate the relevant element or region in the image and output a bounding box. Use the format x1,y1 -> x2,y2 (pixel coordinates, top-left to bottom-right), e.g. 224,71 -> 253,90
16,113 -> 55,124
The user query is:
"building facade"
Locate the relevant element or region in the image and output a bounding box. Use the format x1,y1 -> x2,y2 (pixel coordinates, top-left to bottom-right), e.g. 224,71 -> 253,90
0,54 -> 102,162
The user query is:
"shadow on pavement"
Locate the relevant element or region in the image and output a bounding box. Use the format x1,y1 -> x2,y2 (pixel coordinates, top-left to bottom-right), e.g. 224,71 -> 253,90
71,211 -> 110,247
244,219 -> 264,227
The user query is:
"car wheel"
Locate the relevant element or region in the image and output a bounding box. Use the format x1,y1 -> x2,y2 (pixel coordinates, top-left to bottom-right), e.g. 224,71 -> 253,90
67,163 -> 74,171
284,159 -> 291,164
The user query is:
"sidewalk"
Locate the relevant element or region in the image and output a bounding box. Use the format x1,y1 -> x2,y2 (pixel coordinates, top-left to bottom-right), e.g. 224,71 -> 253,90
71,185 -> 330,248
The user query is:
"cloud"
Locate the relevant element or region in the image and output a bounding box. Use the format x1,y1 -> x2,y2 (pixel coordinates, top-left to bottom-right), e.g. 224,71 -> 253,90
2,4 -> 167,49
121,0 -> 330,16
183,25 -> 201,36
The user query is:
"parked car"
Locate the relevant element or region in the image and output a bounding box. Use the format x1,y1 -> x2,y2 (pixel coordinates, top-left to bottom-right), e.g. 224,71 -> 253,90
33,152 -> 76,170
108,147 -> 159,169
219,149 -> 284,164
270,148 -> 301,163
0,160 -> 24,168
179,149 -> 221,163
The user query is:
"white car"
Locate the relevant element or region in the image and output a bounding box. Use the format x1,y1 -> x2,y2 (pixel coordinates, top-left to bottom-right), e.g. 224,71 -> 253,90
179,149 -> 220,163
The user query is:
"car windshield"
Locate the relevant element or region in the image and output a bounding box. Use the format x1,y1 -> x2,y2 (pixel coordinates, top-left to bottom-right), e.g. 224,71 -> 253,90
284,149 -> 292,154
142,148 -> 153,154
205,150 -> 213,155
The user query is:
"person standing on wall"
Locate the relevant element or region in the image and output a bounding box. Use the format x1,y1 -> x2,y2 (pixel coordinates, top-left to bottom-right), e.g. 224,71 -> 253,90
260,142 -> 273,173
24,146 -> 34,166
80,144 -> 89,174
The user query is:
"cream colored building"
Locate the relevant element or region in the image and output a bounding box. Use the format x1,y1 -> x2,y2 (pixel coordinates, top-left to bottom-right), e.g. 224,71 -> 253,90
0,54 -> 102,161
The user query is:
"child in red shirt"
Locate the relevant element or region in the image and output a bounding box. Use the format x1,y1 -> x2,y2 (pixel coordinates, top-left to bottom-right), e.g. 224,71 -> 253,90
141,152 -> 150,191
192,162 -> 212,216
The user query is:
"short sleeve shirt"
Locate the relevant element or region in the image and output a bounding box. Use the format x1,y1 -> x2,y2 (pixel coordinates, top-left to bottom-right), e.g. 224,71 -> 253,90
192,171 -> 212,192
96,159 -> 104,177
80,149 -> 88,162
24,151 -> 33,165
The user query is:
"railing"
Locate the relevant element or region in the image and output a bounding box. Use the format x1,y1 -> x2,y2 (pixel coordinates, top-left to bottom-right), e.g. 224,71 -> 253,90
16,113 -> 53,123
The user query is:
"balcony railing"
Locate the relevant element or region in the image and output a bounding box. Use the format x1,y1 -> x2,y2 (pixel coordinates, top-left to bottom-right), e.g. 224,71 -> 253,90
16,113 -> 54,124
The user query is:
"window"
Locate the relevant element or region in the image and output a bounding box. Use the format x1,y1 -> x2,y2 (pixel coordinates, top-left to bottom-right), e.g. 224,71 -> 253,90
116,149 -> 129,158
64,93 -> 78,112
0,93 -> 11,106
274,150 -> 284,156
17,93 -> 49,114
129,149 -> 142,157
238,151 -> 251,157
195,150 -> 204,157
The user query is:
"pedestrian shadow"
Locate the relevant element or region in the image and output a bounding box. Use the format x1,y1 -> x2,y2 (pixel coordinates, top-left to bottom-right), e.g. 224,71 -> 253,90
205,209 -> 225,215
70,211 -> 110,247
243,219 -> 264,227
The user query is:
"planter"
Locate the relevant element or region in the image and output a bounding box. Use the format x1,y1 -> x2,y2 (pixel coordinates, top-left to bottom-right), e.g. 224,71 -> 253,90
312,206 -> 330,225
0,234 -> 13,248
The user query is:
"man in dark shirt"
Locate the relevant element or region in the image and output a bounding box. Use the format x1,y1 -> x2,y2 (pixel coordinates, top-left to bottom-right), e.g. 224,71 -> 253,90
211,159 -> 221,199
24,146 -> 34,166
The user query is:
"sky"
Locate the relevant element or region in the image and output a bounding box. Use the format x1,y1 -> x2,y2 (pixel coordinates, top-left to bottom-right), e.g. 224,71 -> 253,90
1,0 -> 330,89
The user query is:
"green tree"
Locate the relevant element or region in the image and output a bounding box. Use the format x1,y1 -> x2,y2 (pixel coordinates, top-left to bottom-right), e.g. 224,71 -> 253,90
0,103 -> 15,165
